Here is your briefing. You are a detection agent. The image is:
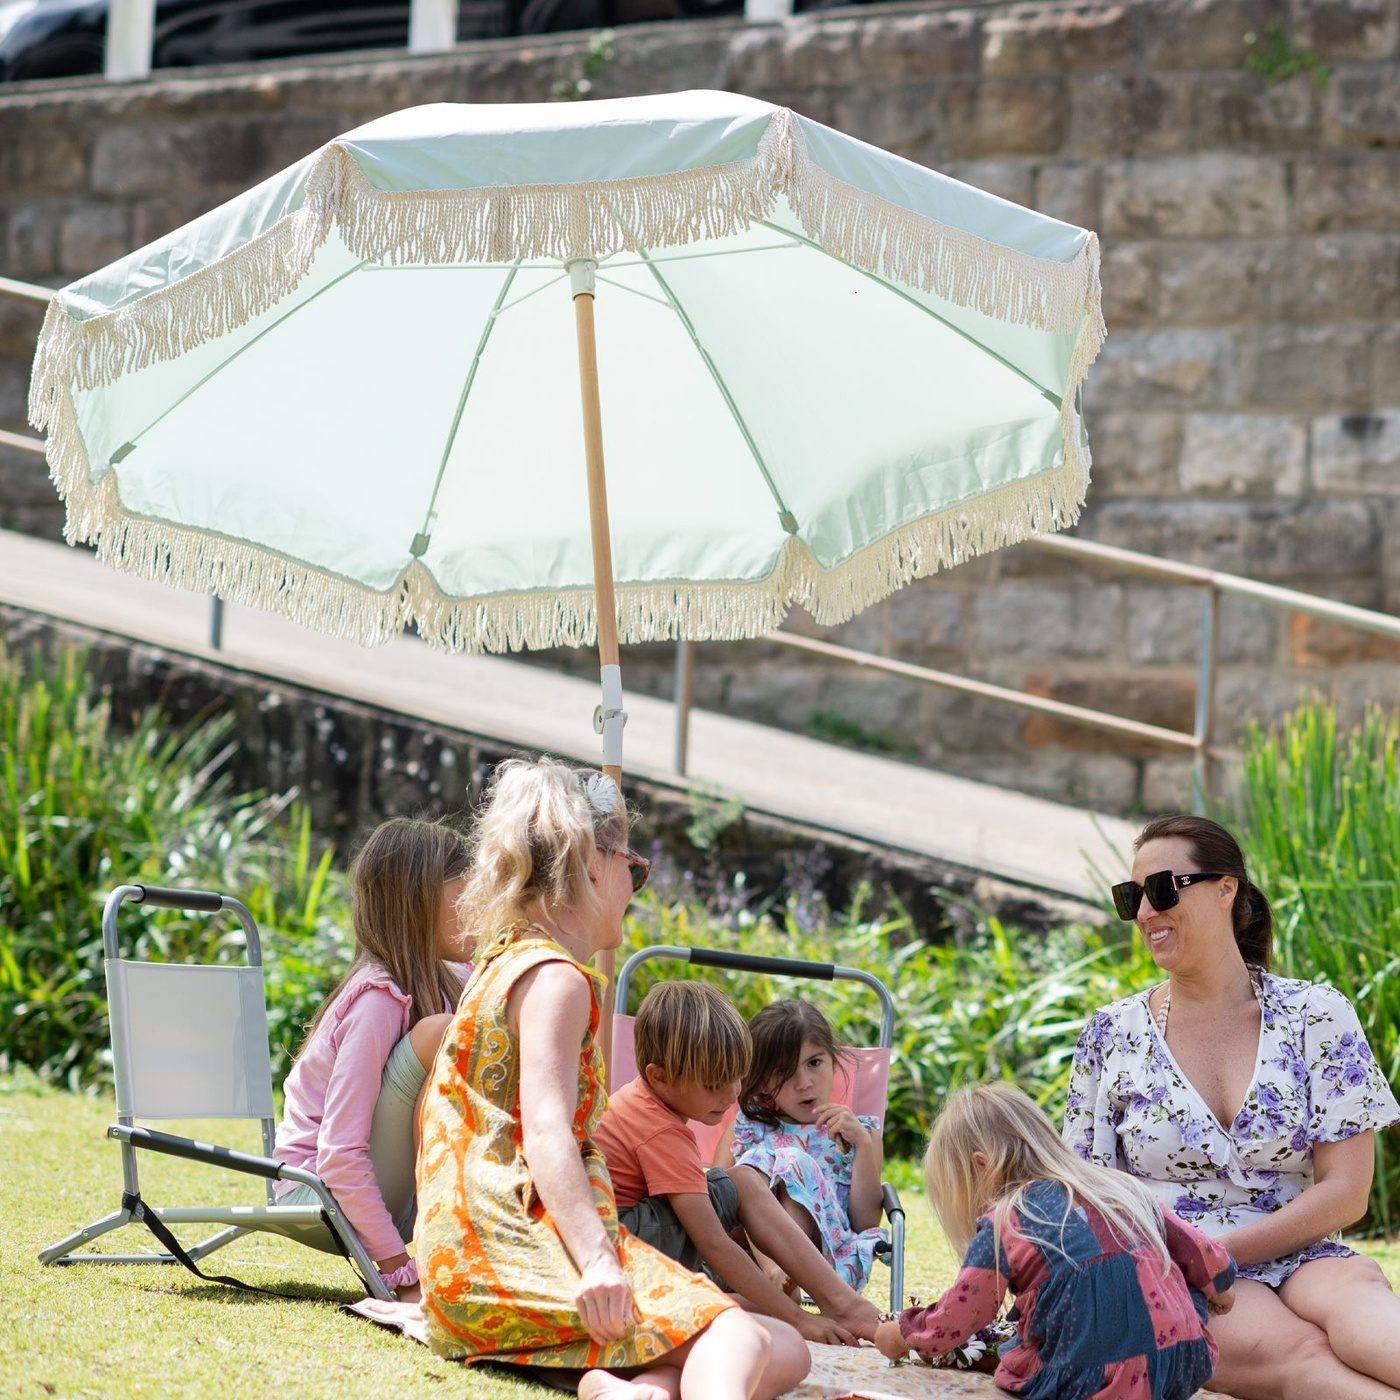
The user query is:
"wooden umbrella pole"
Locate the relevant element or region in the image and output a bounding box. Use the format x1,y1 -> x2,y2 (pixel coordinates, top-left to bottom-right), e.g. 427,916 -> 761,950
570,257 -> 621,1085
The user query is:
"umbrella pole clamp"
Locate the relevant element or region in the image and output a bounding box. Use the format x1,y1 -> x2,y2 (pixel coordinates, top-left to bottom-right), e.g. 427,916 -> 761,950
566,257 -> 598,298
593,664 -> 628,770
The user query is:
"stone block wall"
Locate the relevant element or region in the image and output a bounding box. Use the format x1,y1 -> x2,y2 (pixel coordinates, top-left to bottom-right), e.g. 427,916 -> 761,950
2,0 -> 1397,813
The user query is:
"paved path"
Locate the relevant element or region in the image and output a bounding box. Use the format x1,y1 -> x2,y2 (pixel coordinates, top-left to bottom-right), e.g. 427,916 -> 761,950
0,527 -> 1135,906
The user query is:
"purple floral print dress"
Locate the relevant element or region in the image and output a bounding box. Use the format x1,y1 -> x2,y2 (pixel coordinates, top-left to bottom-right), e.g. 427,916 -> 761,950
1063,972 -> 1400,1287
731,1111 -> 888,1291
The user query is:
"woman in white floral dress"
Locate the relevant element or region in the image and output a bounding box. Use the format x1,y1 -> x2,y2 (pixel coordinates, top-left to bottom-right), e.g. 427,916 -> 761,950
1064,815 -> 1400,1400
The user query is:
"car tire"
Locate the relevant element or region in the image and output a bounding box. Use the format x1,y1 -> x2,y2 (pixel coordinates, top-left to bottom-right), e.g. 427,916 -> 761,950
673,0 -> 741,14
516,0 -> 611,32
8,32 -> 105,80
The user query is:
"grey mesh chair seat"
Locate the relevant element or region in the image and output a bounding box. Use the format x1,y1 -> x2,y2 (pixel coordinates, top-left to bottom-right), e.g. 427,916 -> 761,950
39,883 -> 394,1300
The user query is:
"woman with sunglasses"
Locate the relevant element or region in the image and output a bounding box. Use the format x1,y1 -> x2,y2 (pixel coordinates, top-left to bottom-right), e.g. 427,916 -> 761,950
413,756 -> 809,1400
1064,814 -> 1400,1400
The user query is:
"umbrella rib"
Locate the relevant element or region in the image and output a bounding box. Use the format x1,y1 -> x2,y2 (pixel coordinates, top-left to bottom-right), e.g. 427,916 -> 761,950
634,247 -> 798,535
106,262 -> 369,463
755,219 -> 1062,409
412,259 -> 523,553
593,274 -> 671,309
496,270 -> 570,316
605,242 -> 803,269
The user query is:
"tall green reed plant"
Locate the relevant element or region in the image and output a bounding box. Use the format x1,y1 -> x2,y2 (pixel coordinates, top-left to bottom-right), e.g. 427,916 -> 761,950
0,640 -> 351,1088
1234,699 -> 1400,1234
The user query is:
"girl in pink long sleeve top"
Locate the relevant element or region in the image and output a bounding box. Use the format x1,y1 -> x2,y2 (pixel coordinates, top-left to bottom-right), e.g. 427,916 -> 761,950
274,817 -> 471,1297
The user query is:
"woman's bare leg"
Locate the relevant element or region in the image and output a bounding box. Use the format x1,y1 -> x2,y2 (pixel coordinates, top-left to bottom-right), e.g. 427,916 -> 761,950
1207,1278 -> 1400,1400
577,1365 -> 681,1400
666,1309 -> 808,1400
1279,1255 -> 1400,1390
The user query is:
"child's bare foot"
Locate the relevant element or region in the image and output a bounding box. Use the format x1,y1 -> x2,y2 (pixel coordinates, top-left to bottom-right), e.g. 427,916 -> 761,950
578,1366 -> 680,1400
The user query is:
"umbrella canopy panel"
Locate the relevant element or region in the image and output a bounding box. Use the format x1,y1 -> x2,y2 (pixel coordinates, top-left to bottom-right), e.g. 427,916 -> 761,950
34,91 -> 1104,653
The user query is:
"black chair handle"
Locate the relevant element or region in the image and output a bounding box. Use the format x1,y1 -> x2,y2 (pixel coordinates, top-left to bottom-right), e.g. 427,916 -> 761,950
112,1125 -> 283,1181
129,885 -> 224,913
688,947 -> 836,979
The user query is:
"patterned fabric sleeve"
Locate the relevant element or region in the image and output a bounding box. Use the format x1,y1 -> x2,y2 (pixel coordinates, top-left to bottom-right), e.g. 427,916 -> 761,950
730,1111 -> 765,1159
1302,983 -> 1400,1144
1160,1206 -> 1236,1300
1062,1009 -> 1123,1169
898,1214 -> 1007,1359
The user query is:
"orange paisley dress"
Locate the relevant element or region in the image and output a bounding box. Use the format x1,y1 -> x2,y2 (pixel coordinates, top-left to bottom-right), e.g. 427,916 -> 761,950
415,923 -> 733,1370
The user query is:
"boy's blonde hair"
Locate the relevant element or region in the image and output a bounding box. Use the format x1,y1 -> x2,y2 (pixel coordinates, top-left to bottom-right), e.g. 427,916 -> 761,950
925,1082 -> 1170,1273
635,982 -> 751,1088
459,756 -> 628,947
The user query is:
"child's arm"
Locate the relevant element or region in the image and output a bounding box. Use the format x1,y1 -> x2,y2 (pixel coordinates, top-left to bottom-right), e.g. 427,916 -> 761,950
1160,1206 -> 1237,1307
666,1192 -> 856,1346
315,990 -> 414,1268
879,1216 -> 1009,1362
815,1105 -> 883,1232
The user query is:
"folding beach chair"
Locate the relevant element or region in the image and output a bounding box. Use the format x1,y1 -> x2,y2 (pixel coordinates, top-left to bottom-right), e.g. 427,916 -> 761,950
611,945 -> 906,1311
39,883 -> 394,1300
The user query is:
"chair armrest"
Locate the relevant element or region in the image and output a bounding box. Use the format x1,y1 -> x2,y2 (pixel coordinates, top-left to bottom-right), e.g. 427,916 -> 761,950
109,1124 -> 283,1181
881,1182 -> 905,1220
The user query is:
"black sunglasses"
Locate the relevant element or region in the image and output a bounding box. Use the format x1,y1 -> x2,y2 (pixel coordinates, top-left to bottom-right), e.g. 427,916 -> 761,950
614,848 -> 652,894
1111,870 -> 1226,921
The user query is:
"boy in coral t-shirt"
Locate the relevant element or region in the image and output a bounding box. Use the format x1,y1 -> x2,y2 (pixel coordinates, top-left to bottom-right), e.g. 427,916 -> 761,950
595,982 -> 879,1345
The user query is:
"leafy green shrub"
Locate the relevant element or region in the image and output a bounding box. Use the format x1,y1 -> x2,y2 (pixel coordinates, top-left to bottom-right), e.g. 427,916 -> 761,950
621,879 -> 1152,1161
1233,699 -> 1400,1234
0,640 -> 351,1089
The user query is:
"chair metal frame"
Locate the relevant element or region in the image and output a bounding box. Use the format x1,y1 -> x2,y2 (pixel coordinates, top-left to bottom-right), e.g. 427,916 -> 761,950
38,883 -> 393,1299
613,943 -> 905,1311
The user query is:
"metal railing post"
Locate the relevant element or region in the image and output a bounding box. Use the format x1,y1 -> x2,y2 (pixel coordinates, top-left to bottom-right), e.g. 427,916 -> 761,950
408,0 -> 459,52
104,0 -> 156,79
1192,585 -> 1220,812
673,639 -> 694,776
209,597 -> 224,651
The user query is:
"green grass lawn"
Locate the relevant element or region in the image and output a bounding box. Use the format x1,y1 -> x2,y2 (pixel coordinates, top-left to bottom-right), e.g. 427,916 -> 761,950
4,1075 -> 1396,1399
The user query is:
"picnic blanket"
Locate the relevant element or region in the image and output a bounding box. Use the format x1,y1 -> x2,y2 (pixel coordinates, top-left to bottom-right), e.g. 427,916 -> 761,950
346,1299 -> 1242,1397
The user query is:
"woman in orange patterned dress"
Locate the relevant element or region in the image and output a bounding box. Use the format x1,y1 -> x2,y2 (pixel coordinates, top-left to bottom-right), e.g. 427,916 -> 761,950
415,757 -> 810,1400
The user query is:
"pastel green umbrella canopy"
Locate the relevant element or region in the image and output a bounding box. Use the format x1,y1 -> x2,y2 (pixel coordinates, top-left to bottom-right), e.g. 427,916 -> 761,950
31,90 -> 1103,655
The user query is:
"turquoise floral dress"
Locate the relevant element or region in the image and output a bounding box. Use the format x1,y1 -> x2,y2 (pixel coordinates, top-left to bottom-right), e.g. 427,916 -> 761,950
731,1111 -> 887,1291
1063,972 -> 1400,1286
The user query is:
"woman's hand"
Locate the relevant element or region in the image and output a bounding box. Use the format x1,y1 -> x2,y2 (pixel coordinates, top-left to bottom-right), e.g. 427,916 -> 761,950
815,1103 -> 869,1151
574,1249 -> 637,1344
874,1318 -> 909,1360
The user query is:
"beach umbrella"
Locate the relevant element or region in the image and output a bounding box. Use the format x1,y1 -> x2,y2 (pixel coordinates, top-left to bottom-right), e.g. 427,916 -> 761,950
29,89 -> 1105,1037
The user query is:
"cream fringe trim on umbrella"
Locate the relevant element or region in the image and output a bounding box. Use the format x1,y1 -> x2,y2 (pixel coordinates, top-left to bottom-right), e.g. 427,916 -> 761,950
28,417 -> 1091,654
31,108 -> 1101,399
28,103 -> 1103,652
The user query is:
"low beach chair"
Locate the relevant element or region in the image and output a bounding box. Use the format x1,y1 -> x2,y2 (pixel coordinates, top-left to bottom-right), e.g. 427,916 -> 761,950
611,944 -> 906,1311
38,883 -> 393,1300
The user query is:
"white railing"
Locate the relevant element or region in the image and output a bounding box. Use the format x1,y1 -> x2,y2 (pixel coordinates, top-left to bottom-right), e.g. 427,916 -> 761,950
61,0 -> 793,83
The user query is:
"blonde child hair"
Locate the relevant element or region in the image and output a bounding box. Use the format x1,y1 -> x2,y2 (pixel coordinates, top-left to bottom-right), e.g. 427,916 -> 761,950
303,816 -> 469,1042
636,982 -> 751,1089
459,756 -> 629,946
925,1083 -> 1171,1273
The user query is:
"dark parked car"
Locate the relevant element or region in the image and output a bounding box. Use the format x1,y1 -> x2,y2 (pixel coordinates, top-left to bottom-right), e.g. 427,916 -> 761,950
0,0 -> 747,81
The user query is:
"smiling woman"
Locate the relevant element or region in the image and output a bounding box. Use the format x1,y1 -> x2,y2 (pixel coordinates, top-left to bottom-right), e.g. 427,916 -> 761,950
1065,813 -> 1400,1400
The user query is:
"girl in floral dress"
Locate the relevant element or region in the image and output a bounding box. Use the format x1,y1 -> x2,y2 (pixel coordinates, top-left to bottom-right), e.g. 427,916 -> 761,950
721,1000 -> 887,1294
1066,814 -> 1400,1400
415,758 -> 809,1400
874,1083 -> 1236,1398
